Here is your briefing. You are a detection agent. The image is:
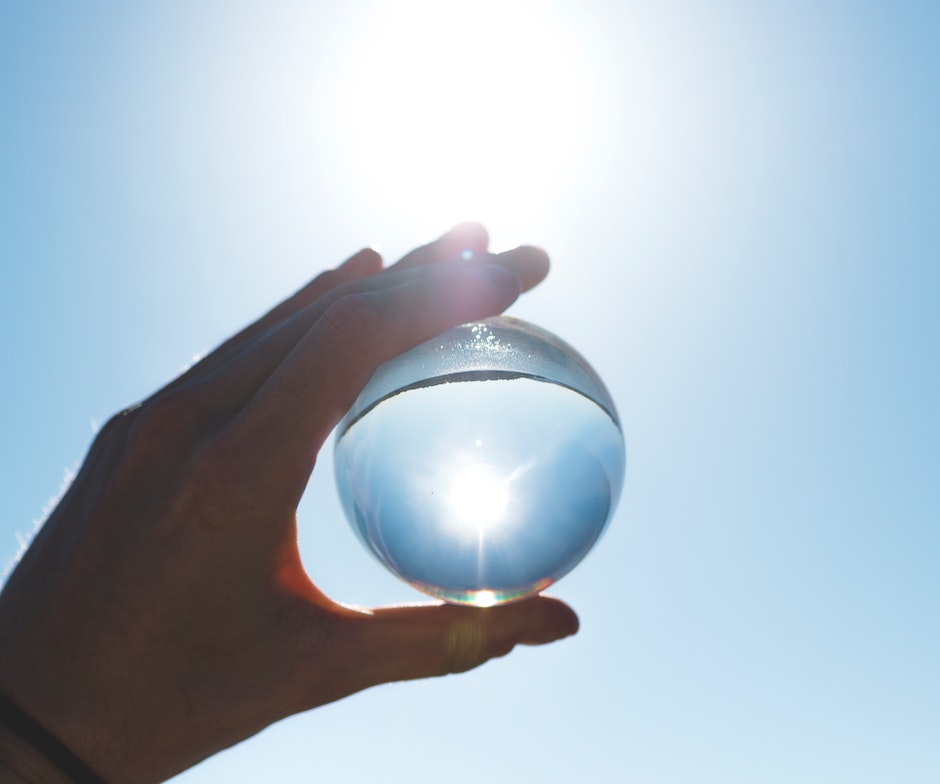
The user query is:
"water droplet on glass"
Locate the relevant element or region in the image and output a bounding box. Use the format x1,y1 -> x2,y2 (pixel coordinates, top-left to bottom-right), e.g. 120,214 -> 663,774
334,316 -> 625,606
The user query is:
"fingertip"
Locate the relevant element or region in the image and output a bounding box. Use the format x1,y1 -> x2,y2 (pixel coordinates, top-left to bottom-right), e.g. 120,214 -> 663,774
495,244 -> 550,292
341,247 -> 384,277
551,597 -> 580,639
442,222 -> 490,257
442,221 -> 490,252
391,224 -> 490,271
517,595 -> 579,644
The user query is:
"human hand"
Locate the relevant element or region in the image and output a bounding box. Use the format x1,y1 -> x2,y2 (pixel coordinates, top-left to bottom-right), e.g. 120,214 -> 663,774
0,224 -> 578,783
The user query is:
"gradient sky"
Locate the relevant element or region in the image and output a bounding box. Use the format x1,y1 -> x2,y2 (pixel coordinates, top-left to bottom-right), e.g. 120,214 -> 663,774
1,2 -> 937,782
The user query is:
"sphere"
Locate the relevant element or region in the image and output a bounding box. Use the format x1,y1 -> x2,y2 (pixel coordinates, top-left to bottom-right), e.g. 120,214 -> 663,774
334,316 -> 625,606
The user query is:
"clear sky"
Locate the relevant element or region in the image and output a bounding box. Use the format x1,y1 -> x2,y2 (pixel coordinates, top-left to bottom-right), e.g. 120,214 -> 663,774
1,1 -> 938,782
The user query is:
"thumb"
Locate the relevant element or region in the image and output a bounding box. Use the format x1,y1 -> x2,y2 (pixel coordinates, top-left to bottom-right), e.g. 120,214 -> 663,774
354,597 -> 579,684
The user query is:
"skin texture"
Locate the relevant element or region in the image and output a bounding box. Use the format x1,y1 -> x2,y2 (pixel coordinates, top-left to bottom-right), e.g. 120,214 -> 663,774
0,225 -> 579,783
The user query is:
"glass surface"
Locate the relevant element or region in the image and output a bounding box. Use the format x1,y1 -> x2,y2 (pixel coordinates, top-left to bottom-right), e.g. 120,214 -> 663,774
334,317 -> 625,606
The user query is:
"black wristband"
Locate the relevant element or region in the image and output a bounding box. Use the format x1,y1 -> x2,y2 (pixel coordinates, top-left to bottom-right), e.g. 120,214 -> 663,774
0,691 -> 107,784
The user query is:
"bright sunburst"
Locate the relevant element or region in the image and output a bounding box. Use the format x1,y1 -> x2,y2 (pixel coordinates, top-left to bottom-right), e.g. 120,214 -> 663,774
333,0 -> 593,230
449,463 -> 509,531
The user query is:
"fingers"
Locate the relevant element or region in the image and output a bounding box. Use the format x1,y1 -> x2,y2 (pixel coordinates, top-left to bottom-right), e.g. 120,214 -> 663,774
491,244 -> 550,292
180,222 -> 485,394
394,223 -> 548,293
162,224 -> 540,405
221,261 -> 523,505
221,244 -> 546,394
160,247 -> 384,396
346,596 -> 579,686
155,226 -> 549,511
393,222 -> 490,270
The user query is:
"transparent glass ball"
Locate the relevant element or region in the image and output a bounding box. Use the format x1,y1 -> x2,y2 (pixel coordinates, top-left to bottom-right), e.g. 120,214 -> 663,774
334,316 -> 625,606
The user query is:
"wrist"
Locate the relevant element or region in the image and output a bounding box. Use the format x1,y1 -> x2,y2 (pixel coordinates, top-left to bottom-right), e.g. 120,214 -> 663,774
0,692 -> 105,784
0,722 -> 72,784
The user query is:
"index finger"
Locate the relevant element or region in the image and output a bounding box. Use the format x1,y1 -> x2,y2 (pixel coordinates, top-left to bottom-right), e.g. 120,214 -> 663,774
157,247 -> 384,398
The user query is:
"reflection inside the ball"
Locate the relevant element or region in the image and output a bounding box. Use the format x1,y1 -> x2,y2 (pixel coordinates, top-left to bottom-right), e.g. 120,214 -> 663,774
449,463 -> 509,532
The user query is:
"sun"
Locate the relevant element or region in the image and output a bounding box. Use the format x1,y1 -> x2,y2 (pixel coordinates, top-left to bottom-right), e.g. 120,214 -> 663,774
331,0 -> 593,232
449,463 -> 509,532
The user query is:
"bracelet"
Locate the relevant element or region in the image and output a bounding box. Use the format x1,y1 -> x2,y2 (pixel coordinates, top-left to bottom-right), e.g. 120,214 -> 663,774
0,690 -> 107,784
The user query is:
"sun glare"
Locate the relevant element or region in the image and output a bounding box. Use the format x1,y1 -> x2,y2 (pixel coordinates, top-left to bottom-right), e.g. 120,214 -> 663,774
450,463 -> 509,531
333,1 -> 593,230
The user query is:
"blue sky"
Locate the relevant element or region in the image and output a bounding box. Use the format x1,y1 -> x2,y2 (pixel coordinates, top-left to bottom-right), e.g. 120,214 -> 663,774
1,1 -> 937,782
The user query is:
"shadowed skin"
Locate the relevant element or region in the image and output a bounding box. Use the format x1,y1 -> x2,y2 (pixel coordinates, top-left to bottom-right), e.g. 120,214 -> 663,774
0,224 -> 578,784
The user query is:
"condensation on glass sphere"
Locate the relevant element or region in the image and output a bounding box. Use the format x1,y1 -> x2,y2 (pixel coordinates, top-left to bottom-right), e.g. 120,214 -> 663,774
334,316 -> 625,606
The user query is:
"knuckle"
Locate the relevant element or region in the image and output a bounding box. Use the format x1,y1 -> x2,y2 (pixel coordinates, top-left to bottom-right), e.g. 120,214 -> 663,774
443,620 -> 489,674
304,269 -> 339,300
320,292 -> 382,343
119,390 -> 202,468
83,407 -> 138,467
96,407 -> 138,443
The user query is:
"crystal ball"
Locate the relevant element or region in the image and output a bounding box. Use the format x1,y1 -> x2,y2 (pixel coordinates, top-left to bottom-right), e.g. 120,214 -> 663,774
334,316 -> 625,606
